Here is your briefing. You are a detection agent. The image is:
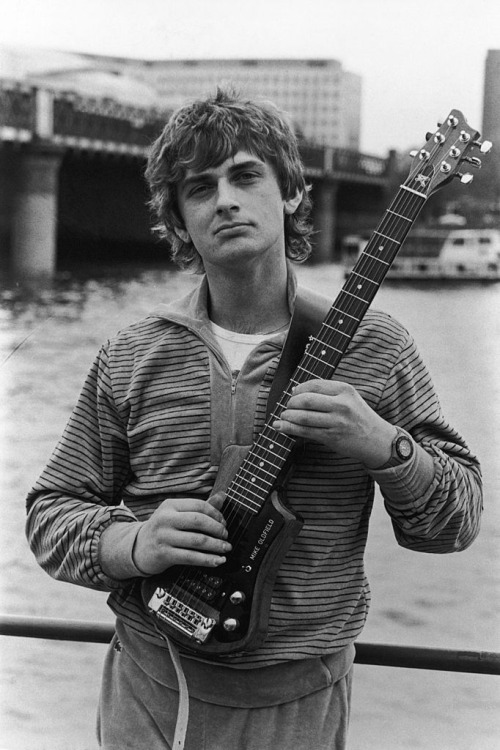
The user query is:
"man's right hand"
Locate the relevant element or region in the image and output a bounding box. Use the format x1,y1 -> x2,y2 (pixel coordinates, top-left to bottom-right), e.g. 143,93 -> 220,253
99,493 -> 231,580
132,493 -> 231,575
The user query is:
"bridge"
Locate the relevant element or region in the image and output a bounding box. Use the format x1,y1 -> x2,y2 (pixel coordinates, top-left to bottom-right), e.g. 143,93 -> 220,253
0,80 -> 392,278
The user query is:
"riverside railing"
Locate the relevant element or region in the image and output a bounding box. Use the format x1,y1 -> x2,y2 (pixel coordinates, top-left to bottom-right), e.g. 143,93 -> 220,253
1,614 -> 499,675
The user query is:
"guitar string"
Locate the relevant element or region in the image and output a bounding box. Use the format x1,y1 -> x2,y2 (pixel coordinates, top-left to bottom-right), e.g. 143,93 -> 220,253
161,125 -> 448,613
161,120 -> 462,622
167,124 -> 454,616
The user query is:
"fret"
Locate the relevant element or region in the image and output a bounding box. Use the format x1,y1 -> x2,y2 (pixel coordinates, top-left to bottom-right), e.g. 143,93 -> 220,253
350,270 -> 379,285
340,289 -> 369,303
225,490 -> 261,513
321,324 -> 350,340
296,363 -> 320,379
272,397 -> 300,419
259,430 -> 294,451
236,464 -> 275,489
241,461 -> 279,482
331,306 -> 359,321
309,335 -> 345,352
359,251 -> 390,266
253,440 -> 292,464
230,477 -> 269,504
387,209 -> 412,222
373,230 -> 401,244
306,350 -> 337,367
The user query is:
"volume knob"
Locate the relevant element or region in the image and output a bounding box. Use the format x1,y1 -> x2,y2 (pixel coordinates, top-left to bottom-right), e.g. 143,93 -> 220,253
223,618 -> 239,632
229,590 -> 246,605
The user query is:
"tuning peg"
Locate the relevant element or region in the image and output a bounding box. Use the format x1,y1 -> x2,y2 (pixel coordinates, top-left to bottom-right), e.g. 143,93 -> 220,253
457,173 -> 474,184
463,156 -> 482,169
473,139 -> 493,154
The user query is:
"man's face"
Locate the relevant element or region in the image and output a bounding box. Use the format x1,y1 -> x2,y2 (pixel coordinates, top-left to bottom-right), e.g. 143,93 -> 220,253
176,150 -> 299,273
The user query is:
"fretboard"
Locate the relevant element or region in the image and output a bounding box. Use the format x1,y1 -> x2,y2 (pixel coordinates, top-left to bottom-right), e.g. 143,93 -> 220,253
224,182 -> 428,516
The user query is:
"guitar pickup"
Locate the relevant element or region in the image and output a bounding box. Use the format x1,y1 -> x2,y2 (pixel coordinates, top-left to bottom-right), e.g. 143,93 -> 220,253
147,587 -> 217,644
184,573 -> 223,602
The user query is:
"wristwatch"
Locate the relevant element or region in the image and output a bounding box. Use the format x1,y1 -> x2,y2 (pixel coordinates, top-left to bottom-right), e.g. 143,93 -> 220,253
377,428 -> 414,469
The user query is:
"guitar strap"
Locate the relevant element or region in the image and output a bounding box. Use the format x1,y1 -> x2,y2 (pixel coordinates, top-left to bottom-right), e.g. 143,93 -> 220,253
266,286 -> 332,420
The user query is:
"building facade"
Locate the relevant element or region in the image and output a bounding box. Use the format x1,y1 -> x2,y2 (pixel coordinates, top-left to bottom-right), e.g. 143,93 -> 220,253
482,50 -> 500,147
117,57 -> 362,149
481,50 -> 500,208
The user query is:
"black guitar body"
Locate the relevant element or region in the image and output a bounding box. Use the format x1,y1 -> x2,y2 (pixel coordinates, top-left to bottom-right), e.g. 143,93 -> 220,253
141,488 -> 303,655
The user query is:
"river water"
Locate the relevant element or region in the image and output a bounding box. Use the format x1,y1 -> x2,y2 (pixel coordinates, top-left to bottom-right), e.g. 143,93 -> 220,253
0,262 -> 499,750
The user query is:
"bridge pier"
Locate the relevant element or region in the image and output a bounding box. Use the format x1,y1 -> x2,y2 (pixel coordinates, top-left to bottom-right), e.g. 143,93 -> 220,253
313,179 -> 339,262
10,145 -> 63,280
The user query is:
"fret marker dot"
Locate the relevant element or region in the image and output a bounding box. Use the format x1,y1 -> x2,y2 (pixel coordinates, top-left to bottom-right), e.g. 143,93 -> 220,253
269,443 -> 274,450
251,477 -> 256,483
259,461 -> 264,467
357,284 -> 362,289
378,245 -> 384,251
321,349 -> 326,356
339,319 -> 344,324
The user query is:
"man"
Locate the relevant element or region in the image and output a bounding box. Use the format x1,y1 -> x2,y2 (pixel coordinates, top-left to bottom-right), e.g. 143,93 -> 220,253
26,89 -> 482,750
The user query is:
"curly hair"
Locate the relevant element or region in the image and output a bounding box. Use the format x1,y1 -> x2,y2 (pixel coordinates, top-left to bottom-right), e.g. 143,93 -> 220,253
145,88 -> 313,272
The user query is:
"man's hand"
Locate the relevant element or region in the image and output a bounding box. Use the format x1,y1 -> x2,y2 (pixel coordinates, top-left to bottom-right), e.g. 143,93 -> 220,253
273,379 -> 397,468
132,492 -> 231,575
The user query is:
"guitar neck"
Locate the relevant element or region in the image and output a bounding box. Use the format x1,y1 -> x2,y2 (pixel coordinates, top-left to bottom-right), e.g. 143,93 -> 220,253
223,184 -> 428,516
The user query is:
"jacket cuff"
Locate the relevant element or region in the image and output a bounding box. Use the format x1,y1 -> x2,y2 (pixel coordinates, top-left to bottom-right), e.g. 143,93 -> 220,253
98,521 -> 148,581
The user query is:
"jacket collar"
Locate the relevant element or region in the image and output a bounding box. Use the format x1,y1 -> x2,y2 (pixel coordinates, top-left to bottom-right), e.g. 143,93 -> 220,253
150,263 -> 299,338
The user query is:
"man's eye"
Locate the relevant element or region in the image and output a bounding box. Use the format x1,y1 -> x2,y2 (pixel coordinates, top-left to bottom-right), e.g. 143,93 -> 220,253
237,171 -> 258,181
189,184 -> 211,197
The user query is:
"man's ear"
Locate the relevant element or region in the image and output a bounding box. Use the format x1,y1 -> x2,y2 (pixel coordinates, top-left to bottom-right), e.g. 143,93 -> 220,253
174,227 -> 191,244
284,190 -> 303,215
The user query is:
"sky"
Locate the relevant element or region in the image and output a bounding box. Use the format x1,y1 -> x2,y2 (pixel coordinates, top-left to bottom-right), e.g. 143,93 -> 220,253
0,0 -> 499,155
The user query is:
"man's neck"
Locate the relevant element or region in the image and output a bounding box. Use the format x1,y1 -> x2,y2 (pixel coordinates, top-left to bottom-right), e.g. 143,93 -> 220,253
205,259 -> 290,335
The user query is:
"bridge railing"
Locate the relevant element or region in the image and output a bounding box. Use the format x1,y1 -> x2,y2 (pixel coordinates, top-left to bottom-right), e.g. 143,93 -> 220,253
1,79 -> 389,179
0,82 -> 36,136
0,79 -> 170,152
1,614 -> 499,675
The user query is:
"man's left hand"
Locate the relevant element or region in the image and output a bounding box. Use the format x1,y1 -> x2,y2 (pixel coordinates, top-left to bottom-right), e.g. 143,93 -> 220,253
273,379 -> 397,468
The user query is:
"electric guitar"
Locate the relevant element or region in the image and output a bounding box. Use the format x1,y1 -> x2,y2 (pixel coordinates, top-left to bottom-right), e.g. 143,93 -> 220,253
142,110 -> 491,655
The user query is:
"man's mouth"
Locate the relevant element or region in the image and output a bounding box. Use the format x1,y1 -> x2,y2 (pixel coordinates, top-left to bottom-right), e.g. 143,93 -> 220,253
214,223 -> 250,235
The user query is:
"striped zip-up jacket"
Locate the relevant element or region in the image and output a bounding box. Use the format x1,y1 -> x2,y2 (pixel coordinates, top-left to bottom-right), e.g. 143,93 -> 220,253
26,274 -> 482,667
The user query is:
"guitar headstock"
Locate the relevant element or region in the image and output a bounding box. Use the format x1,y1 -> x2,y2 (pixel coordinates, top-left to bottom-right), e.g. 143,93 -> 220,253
406,109 -> 492,197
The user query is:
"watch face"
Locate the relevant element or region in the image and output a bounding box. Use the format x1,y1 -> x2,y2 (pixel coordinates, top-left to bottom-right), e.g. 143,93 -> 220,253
395,436 -> 413,461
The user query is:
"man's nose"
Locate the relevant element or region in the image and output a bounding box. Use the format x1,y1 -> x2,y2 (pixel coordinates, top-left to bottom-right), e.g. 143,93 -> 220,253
215,179 -> 240,212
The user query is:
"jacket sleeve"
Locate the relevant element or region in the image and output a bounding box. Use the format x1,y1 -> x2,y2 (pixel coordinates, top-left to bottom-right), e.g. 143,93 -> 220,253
368,331 -> 483,553
25,343 -> 138,591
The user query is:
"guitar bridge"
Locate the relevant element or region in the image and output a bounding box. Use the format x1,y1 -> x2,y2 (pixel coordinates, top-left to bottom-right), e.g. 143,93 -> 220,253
147,587 -> 217,644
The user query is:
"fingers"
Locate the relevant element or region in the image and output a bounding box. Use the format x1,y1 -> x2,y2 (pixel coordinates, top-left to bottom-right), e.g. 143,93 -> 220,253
287,379 -> 351,406
134,496 -> 232,574
272,380 -> 343,431
166,496 -> 227,526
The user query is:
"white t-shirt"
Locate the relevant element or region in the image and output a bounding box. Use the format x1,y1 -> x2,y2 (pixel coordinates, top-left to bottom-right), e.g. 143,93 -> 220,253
210,320 -> 289,371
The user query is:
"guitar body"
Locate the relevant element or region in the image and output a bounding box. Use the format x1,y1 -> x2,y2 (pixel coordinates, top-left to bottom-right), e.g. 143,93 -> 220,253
142,110 -> 488,655
141,488 -> 303,655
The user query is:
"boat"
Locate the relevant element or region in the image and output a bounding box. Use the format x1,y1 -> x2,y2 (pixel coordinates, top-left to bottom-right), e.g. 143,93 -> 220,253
341,228 -> 500,281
